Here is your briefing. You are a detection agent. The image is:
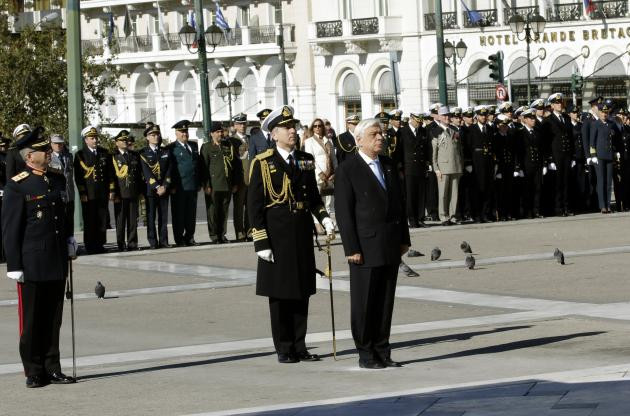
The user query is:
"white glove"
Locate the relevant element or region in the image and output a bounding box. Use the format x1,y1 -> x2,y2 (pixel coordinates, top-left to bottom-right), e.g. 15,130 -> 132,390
513,171 -> 520,178
549,163 -> 557,171
428,165 -> 433,172
67,236 -> 78,260
592,157 -> 598,165
256,249 -> 274,263
494,164 -> 499,174
543,166 -> 548,176
465,165 -> 473,173
495,173 -> 502,179
586,157 -> 592,165
571,160 -> 576,168
616,152 -> 621,161
518,170 -> 524,178
7,271 -> 24,282
321,217 -> 336,239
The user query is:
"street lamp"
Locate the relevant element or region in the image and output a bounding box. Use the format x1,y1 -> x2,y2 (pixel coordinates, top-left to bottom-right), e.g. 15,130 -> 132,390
177,0 -> 224,140
443,39 -> 467,105
216,79 -> 243,125
508,12 -> 546,103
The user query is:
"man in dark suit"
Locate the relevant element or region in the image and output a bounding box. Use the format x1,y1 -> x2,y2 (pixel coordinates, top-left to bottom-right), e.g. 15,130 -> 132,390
467,106 -> 496,222
589,102 -> 618,213
401,112 -> 429,227
248,109 -> 273,159
167,120 -> 200,247
335,118 -> 411,370
335,115 -> 359,165
520,109 -> 544,218
230,113 -> 251,241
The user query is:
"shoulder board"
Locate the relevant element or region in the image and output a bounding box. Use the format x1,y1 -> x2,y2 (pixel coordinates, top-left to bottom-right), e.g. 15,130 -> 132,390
255,149 -> 274,161
11,171 -> 29,182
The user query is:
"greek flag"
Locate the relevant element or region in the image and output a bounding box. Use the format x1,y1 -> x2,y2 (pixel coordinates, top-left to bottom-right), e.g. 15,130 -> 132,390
215,2 -> 230,31
460,0 -> 482,24
107,12 -> 115,45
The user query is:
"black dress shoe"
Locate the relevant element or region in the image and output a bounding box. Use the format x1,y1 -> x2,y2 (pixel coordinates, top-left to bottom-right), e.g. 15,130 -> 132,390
127,245 -> 138,251
359,359 -> 385,369
381,358 -> 403,367
185,240 -> 197,246
277,353 -> 299,364
441,221 -> 451,226
48,372 -> 76,384
418,221 -> 428,228
296,351 -> 320,361
149,244 -> 159,249
26,375 -> 48,388
159,243 -> 171,249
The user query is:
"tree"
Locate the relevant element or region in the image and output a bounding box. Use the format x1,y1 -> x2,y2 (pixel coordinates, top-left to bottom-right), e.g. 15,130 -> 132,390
0,9 -> 123,139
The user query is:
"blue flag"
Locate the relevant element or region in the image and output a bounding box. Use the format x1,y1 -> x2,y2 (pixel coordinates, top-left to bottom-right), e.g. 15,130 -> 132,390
107,12 -> 115,45
215,2 -> 230,31
460,0 -> 482,24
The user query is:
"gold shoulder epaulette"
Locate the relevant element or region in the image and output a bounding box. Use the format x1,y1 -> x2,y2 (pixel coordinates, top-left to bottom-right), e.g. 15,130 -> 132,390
255,149 -> 274,161
11,171 -> 29,182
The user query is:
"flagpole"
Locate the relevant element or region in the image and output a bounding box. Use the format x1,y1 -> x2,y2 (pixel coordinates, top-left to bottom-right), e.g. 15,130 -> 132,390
435,0 -> 449,105
194,0 -> 213,140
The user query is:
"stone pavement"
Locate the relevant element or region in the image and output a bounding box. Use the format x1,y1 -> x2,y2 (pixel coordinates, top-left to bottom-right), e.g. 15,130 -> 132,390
2,213 -> 630,415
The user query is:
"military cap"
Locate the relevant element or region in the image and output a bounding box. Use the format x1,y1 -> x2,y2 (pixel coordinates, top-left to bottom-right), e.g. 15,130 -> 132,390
143,124 -> 161,137
262,106 -> 296,133
588,96 -> 604,105
438,106 -> 450,116
12,123 -> 31,140
603,98 -> 615,109
496,114 -> 510,124
345,114 -> 360,124
616,107 -> 627,116
209,121 -> 223,133
409,111 -> 423,120
522,108 -> 536,118
172,120 -> 191,131
256,108 -> 272,120
514,106 -> 528,116
598,102 -> 611,112
374,111 -> 390,123
401,116 -> 409,124
114,130 -> 132,142
81,125 -> 99,138
15,126 -> 49,151
423,110 -> 432,118
566,104 -> 579,114
463,107 -> 474,117
51,134 -> 64,144
389,109 -> 403,121
451,107 -> 463,116
429,103 -> 442,114
474,105 -> 488,115
232,113 -> 247,124
548,92 -> 563,104
498,102 -> 514,113
530,99 -> 545,110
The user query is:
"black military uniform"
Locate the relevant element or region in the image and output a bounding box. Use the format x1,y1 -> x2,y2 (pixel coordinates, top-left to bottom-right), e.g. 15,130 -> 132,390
617,109 -> 630,210
139,124 -> 173,248
73,126 -> 114,254
494,116 -> 519,220
519,110 -> 544,218
335,115 -> 359,165
0,134 -> 9,262
112,130 -> 143,251
229,113 -> 251,241
567,105 -> 590,213
2,128 -> 75,388
456,108 -> 475,221
400,113 -> 429,227
247,106 -> 330,363
467,107 -> 496,222
380,111 -> 402,170
168,120 -> 201,247
589,103 -> 618,213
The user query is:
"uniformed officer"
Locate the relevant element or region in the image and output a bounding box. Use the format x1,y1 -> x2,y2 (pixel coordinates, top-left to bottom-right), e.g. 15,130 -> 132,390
74,126 -> 115,254
2,127 -> 77,388
49,134 -> 75,234
467,105 -> 496,222
248,105 -> 335,363
425,103 -> 442,221
200,122 -> 242,244
401,111 -> 429,227
167,120 -> 200,247
0,133 -> 10,262
582,96 -> 604,212
139,124 -> 172,248
112,130 -> 143,251
589,102 -> 618,213
619,108 -> 630,210
456,107 -> 475,222
494,114 -> 519,220
335,114 -> 360,165
6,123 -> 31,178
387,109 -> 403,138
248,109 -> 274,159
567,105 -> 589,214
230,113 -> 251,241
531,99 -> 545,126
519,109 -> 544,218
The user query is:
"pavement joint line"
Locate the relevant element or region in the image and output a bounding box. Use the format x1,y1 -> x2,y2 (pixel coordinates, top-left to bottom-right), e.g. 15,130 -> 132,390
179,362 -> 630,416
0,310 -> 557,375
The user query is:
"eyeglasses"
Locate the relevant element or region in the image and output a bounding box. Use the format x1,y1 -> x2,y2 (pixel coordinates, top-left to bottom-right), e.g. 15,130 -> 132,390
313,124 -> 323,128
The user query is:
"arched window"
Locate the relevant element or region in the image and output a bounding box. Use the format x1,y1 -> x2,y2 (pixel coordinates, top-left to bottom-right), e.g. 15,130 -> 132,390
593,53 -> 628,108
550,54 -> 578,78
136,73 -> 156,122
234,71 -> 257,113
375,70 -> 396,113
339,72 -> 362,119
181,74 -> 197,118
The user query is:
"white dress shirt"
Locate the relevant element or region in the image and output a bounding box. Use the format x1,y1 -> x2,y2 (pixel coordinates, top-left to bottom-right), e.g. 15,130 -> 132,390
358,150 -> 386,189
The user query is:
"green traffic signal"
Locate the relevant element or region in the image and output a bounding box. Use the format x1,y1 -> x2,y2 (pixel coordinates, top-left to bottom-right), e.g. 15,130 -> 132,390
488,52 -> 504,84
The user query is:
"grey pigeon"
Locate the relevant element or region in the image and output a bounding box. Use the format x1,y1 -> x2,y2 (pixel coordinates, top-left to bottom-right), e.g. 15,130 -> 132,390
431,247 -> 441,261
95,281 -> 105,299
407,249 -> 424,257
460,241 -> 472,254
553,248 -> 565,265
399,261 -> 420,277
465,255 -> 475,270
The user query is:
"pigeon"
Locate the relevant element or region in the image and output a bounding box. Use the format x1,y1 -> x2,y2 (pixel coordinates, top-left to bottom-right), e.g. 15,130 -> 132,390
465,255 -> 476,270
431,247 -> 441,261
407,249 -> 424,257
460,241 -> 472,254
399,261 -> 419,277
553,248 -> 565,265
95,281 -> 105,299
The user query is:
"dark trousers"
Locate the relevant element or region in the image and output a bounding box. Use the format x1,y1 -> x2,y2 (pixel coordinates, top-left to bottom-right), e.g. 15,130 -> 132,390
554,157 -> 572,214
405,174 -> 426,224
233,184 -> 249,240
0,198 -> 4,262
621,161 -> 630,210
613,162 -> 624,211
349,263 -> 398,361
17,280 -> 65,377
595,160 -> 614,210
268,297 -> 309,354
114,197 -> 139,249
496,175 -> 515,219
570,162 -> 590,213
524,164 -> 543,216
456,170 -> 474,220
205,191 -> 230,241
171,190 -> 197,245
472,159 -> 495,220
65,202 -> 75,237
147,195 -> 169,247
425,171 -> 439,219
81,198 -> 108,253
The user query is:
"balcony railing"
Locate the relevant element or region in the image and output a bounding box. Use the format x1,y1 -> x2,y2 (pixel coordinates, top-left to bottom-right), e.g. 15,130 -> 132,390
547,2 -> 583,21
462,8 -> 497,27
504,5 -> 539,22
316,20 -> 342,38
590,0 -> 628,18
250,25 -> 275,44
424,12 -> 458,30
81,39 -> 104,56
159,33 -> 182,51
351,17 -> 379,35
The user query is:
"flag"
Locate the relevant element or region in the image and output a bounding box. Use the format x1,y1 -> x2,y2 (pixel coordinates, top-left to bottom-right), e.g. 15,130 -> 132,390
460,0 -> 482,25
583,0 -> 595,14
123,8 -> 132,38
188,10 -> 198,48
156,1 -> 167,36
107,12 -> 115,46
215,2 -> 230,32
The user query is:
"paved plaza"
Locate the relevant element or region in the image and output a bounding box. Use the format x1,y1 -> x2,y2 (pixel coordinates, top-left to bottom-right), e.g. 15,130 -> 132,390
2,213 -> 630,415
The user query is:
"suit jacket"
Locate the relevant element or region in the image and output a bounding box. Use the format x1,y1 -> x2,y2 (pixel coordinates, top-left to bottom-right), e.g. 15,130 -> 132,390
230,134 -> 251,186
248,129 -> 273,160
590,119 -> 617,161
49,150 -> 75,202
73,146 -> 115,201
542,112 -> 574,162
431,124 -> 463,175
400,124 -> 429,175
167,140 -> 200,191
335,131 -> 357,165
112,150 -> 143,199
334,153 -> 411,268
139,145 -> 173,195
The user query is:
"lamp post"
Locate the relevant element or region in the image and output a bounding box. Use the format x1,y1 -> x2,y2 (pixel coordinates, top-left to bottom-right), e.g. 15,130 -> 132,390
443,39 -> 467,106
508,12 -> 546,103
178,0 -> 224,140
215,79 -> 243,125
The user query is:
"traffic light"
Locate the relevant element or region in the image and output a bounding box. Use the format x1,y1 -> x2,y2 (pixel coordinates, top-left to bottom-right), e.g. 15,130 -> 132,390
571,73 -> 584,93
488,52 -> 504,84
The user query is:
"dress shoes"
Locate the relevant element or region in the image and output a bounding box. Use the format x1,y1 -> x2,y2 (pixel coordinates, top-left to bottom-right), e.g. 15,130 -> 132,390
296,351 -> 320,362
127,245 -> 138,251
186,240 -> 198,246
277,353 -> 299,364
48,372 -> 76,384
159,243 -> 171,249
381,358 -> 403,367
359,359 -> 385,369
26,375 -> 48,388
418,221 -> 428,228
149,244 -> 159,249
441,221 -> 451,226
